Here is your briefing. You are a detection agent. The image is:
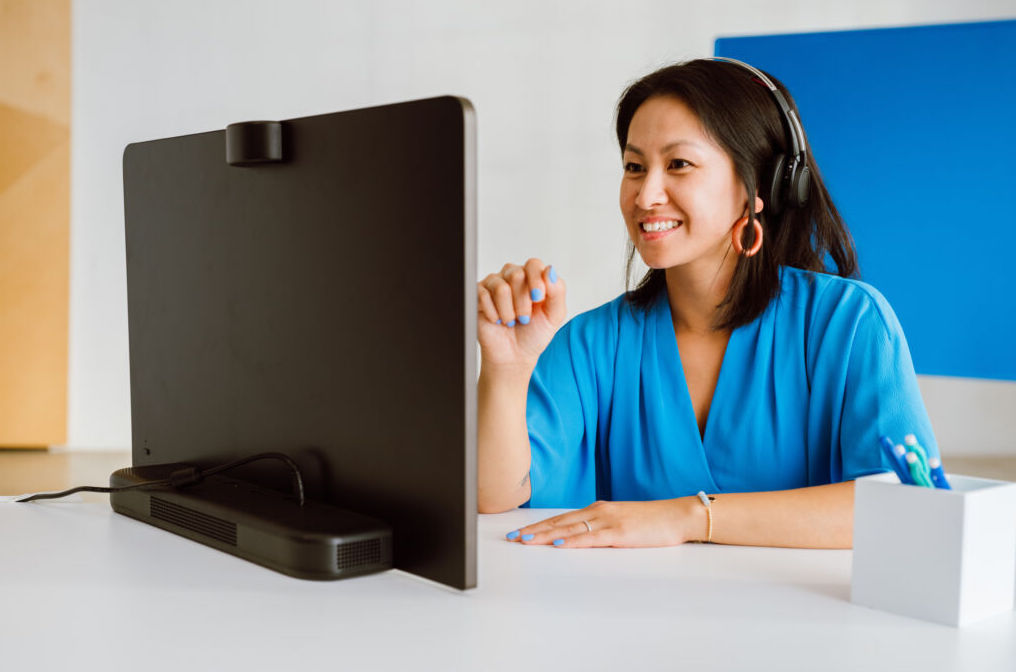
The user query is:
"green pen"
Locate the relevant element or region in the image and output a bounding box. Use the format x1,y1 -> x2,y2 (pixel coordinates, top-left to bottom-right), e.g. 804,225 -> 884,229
907,433 -> 952,489
904,451 -> 934,488
904,434 -> 930,470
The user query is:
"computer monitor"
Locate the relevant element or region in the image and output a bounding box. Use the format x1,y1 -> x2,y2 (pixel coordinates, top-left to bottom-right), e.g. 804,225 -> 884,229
117,96 -> 476,589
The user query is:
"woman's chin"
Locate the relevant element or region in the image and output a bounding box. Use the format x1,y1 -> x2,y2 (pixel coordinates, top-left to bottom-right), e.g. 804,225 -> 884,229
636,251 -> 680,270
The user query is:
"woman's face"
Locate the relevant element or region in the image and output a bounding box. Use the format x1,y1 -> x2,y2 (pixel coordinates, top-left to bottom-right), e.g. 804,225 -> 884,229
619,95 -> 758,273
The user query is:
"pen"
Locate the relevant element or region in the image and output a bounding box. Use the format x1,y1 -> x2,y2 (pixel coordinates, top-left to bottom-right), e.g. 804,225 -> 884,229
905,434 -> 952,490
903,434 -> 929,471
879,435 -> 913,484
904,451 -> 934,488
927,456 -> 953,490
892,442 -> 917,485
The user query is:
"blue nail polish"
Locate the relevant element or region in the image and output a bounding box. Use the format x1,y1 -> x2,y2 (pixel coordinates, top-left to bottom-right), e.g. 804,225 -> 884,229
506,530 -> 520,540
506,319 -> 516,327
553,538 -> 565,546
495,319 -> 502,325
531,288 -> 544,302
521,534 -> 535,541
518,315 -> 530,325
548,266 -> 558,284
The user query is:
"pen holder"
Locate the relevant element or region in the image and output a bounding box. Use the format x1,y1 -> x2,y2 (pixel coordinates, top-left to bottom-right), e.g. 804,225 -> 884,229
852,472 -> 1016,627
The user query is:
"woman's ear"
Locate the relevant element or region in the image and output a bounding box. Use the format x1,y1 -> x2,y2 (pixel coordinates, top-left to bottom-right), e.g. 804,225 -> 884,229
754,195 -> 764,214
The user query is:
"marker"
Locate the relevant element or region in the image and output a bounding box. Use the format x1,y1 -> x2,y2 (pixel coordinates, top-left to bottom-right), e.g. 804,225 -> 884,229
927,456 -> 953,490
904,451 -> 934,488
879,435 -> 912,484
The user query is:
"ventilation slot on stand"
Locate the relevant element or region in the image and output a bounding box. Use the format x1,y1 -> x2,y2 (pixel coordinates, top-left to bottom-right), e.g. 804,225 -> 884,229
337,538 -> 382,570
150,497 -> 238,546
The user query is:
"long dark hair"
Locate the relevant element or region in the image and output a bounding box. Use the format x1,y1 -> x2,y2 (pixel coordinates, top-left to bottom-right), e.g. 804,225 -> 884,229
615,59 -> 857,329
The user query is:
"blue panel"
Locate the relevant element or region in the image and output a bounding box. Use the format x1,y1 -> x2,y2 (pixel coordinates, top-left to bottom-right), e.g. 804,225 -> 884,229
716,20 -> 1016,381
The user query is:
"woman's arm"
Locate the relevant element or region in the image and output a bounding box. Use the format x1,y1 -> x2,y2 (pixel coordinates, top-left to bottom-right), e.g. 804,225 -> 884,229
703,481 -> 854,548
506,480 -> 856,549
477,364 -> 533,513
476,260 -> 567,513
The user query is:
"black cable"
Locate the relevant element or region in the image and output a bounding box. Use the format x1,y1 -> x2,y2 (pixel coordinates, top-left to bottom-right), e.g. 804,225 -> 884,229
15,479 -> 172,503
16,451 -> 306,506
15,482 -> 169,502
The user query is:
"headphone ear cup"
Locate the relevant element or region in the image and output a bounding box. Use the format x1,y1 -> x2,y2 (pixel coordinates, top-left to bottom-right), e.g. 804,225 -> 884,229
790,164 -> 811,209
768,153 -> 787,214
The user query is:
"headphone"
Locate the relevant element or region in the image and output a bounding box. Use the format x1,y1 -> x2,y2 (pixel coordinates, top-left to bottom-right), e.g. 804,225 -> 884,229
710,57 -> 811,213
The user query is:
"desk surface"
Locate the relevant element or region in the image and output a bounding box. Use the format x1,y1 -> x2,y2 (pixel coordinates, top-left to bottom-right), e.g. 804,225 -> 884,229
2,502 -> 1014,671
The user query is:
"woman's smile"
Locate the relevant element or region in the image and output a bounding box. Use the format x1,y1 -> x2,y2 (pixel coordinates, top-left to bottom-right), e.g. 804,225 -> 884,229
639,217 -> 682,236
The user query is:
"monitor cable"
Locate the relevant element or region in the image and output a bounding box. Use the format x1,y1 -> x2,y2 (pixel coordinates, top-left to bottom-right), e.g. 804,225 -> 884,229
15,451 -> 306,506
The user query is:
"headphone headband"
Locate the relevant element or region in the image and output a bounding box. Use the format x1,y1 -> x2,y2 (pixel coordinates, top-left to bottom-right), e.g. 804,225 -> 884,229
708,56 -> 810,211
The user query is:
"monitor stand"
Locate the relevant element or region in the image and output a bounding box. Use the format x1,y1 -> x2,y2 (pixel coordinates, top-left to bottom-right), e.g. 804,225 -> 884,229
110,464 -> 392,580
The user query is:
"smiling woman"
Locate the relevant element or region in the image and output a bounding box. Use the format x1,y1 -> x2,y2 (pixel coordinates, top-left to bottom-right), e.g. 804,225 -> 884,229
475,59 -> 937,551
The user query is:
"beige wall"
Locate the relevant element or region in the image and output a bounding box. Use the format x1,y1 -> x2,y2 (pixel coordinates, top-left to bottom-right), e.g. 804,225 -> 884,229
0,0 -> 70,447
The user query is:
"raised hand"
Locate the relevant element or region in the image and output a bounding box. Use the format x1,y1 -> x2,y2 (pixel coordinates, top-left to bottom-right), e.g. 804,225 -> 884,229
476,259 -> 566,370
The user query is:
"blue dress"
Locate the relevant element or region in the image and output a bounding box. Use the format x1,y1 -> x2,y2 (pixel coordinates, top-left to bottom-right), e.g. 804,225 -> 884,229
524,266 -> 937,508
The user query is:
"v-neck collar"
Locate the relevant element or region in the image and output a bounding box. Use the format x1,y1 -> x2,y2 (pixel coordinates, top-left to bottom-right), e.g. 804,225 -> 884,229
653,290 -> 739,452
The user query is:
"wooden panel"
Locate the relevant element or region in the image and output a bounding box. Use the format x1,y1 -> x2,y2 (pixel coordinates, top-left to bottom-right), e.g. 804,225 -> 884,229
0,0 -> 70,447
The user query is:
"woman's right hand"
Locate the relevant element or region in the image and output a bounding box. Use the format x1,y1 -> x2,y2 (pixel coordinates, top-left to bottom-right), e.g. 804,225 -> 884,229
477,259 -> 566,370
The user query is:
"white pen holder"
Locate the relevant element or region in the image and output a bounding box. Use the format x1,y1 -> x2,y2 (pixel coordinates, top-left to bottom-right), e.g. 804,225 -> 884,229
852,472 -> 1016,627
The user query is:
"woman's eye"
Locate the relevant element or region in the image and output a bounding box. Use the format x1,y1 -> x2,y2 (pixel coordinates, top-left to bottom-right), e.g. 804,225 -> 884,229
669,159 -> 691,170
623,161 -> 644,174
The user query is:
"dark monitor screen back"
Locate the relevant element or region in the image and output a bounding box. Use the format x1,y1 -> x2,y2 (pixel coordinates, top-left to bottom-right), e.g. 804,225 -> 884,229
123,96 -> 476,589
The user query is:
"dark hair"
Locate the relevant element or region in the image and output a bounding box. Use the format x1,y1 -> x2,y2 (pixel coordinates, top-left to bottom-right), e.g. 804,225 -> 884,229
615,59 -> 857,329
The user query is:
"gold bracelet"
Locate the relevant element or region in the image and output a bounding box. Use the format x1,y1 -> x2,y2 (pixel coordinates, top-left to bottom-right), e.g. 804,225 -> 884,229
696,491 -> 714,543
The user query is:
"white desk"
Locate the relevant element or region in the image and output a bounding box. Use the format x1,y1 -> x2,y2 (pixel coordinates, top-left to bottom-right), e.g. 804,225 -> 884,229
2,502 -> 1014,671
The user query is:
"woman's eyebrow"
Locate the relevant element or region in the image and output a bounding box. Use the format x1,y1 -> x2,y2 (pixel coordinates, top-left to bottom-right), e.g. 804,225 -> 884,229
624,140 -> 704,155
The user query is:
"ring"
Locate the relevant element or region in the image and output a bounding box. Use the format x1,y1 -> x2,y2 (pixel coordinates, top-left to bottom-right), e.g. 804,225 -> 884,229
582,520 -> 592,533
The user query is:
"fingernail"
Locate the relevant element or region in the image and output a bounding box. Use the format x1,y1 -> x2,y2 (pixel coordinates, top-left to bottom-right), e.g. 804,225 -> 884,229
521,533 -> 535,541
548,266 -> 558,284
506,530 -> 520,540
495,319 -> 502,325
518,315 -> 530,325
553,539 -> 565,546
531,288 -> 544,302
506,319 -> 516,327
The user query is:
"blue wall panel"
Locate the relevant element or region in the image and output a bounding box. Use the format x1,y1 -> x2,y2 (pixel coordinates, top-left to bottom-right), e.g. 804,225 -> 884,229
716,20 -> 1016,381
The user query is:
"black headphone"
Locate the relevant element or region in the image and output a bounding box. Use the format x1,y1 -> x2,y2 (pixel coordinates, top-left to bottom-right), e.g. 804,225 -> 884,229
710,57 -> 811,213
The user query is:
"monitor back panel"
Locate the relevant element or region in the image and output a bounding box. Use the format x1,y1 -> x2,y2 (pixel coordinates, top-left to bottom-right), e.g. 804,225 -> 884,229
123,96 -> 476,589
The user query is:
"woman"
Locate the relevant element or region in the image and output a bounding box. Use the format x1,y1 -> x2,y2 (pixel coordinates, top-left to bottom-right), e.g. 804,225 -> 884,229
475,58 -> 936,549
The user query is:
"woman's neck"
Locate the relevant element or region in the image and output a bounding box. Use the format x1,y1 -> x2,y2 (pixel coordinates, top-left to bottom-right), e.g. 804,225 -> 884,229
664,256 -> 736,334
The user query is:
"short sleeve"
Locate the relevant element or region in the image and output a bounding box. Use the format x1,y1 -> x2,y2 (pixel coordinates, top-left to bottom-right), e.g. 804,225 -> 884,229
525,305 -> 618,508
808,282 -> 938,483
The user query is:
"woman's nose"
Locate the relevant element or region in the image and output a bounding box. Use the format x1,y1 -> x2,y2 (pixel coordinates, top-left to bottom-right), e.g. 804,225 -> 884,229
635,169 -> 668,210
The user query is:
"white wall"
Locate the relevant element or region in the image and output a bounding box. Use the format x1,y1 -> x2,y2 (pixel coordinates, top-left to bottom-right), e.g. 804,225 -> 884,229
70,0 -> 1016,454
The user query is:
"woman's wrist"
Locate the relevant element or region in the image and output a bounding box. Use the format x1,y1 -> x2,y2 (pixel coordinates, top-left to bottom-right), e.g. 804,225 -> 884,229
678,495 -> 710,543
478,358 -> 537,388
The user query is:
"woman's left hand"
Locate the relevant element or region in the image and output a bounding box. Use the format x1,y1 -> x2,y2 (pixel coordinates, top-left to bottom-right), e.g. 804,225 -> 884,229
505,498 -> 706,548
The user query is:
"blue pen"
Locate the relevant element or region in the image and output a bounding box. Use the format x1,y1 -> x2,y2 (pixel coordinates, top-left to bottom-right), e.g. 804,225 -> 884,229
878,435 -> 913,484
927,456 -> 953,490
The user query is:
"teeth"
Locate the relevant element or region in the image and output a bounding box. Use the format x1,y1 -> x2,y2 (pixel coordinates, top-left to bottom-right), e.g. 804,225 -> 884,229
642,220 -> 680,232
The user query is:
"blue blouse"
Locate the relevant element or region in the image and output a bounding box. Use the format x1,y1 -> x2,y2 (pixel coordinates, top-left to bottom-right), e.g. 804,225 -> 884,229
524,266 -> 937,508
